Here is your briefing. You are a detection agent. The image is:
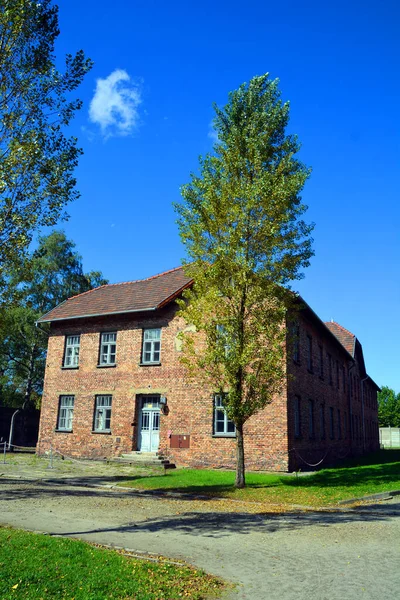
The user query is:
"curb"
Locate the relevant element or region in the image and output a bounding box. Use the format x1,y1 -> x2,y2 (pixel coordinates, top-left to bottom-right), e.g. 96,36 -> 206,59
338,489 -> 400,505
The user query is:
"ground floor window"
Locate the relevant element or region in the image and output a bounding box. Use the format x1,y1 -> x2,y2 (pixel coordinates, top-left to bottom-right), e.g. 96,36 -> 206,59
213,394 -> 235,436
294,396 -> 301,438
57,395 -> 75,431
94,395 -> 112,432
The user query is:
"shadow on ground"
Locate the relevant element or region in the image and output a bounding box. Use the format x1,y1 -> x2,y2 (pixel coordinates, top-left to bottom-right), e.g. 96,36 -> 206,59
55,504 -> 400,540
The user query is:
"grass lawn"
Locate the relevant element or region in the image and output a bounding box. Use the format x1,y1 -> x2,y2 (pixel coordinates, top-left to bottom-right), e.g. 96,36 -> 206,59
0,528 -> 224,600
120,450 -> 400,507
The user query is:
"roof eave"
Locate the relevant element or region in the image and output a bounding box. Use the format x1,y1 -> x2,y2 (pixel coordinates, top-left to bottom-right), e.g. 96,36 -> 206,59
297,296 -> 355,363
37,306 -> 157,324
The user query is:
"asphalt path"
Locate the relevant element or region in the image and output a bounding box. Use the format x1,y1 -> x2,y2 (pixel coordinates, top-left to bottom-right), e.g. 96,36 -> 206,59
0,478 -> 399,599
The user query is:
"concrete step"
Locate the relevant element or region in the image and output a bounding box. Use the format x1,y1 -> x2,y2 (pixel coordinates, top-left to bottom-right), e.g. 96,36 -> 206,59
109,451 -> 176,469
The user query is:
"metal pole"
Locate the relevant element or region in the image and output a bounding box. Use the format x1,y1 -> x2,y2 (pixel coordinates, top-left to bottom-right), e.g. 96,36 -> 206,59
49,443 -> 53,469
3,442 -> 6,464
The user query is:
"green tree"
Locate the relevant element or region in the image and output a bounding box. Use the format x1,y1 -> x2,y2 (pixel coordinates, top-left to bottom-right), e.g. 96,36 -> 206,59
0,231 -> 108,408
175,74 -> 314,488
378,386 -> 400,427
0,0 -> 92,275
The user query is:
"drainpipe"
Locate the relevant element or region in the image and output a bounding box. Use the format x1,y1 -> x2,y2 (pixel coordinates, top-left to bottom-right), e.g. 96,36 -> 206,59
361,376 -> 369,453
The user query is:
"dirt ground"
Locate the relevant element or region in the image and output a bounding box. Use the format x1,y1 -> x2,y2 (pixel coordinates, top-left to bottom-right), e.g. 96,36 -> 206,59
1,456 -> 400,600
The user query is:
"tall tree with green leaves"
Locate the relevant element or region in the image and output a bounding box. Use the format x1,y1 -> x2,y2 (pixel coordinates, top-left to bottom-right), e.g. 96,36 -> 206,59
0,231 -> 108,408
0,0 -> 92,276
378,386 -> 400,427
175,74 -> 314,488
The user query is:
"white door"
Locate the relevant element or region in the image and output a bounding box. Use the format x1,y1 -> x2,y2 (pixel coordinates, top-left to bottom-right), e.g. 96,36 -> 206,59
138,396 -> 160,452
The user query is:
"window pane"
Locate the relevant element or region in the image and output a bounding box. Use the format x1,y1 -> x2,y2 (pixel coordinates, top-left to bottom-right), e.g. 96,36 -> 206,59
227,420 -> 235,433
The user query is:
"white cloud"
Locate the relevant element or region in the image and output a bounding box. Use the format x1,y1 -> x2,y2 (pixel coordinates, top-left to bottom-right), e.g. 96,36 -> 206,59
89,69 -> 142,138
208,121 -> 219,143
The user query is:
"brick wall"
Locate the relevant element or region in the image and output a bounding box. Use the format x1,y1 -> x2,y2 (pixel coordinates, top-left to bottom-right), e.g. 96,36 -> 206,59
38,301 -> 378,472
286,312 -> 379,471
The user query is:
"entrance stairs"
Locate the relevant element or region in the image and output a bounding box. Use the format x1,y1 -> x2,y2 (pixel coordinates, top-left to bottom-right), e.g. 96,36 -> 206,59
110,451 -> 176,469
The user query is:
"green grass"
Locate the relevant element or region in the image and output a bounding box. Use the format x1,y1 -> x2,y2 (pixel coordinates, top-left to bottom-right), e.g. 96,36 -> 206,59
120,450 -> 400,507
0,528 -> 224,600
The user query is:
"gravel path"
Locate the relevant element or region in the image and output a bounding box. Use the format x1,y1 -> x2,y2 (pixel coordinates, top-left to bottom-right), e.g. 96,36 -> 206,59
0,476 -> 399,600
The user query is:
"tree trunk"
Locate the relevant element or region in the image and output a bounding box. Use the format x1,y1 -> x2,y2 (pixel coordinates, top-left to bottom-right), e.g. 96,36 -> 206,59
235,423 -> 245,488
23,342 -> 36,409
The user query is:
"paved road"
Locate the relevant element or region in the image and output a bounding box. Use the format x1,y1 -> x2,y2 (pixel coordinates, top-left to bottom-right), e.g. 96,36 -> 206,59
0,478 -> 399,600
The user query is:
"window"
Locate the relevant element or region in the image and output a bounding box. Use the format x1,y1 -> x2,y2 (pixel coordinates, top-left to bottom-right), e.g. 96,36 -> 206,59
99,332 -> 117,365
294,396 -> 301,438
337,408 -> 342,439
213,394 -> 235,436
318,345 -> 324,379
142,328 -> 161,364
344,412 -> 348,439
292,324 -> 300,363
308,399 -> 314,438
216,324 -> 230,357
57,395 -> 74,431
342,366 -> 346,393
320,404 -> 325,439
329,407 -> 334,439
328,353 -> 333,385
64,335 -> 80,367
94,395 -> 112,432
336,361 -> 340,389
307,335 -> 313,372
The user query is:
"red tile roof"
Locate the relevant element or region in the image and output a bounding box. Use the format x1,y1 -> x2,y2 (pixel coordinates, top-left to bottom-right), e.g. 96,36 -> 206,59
38,266 -> 193,323
324,321 -> 355,356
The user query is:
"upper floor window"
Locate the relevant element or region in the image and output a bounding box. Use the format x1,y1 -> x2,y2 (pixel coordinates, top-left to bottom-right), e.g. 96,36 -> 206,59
99,332 -> 117,365
142,328 -> 161,364
57,395 -> 74,431
327,353 -> 333,385
318,345 -> 324,379
64,335 -> 80,367
292,324 -> 300,363
213,394 -> 236,436
336,361 -> 340,389
94,395 -> 112,432
306,335 -> 313,372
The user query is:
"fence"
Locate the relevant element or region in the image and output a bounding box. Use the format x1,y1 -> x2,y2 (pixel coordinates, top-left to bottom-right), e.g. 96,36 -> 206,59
379,427 -> 400,448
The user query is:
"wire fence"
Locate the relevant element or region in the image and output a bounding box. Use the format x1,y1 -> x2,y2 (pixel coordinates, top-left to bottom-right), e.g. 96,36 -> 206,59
0,441 -> 104,470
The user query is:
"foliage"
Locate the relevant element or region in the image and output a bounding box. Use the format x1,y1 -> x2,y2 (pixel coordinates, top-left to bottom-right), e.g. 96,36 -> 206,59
175,74 -> 314,487
121,450 -> 400,506
0,231 -> 107,408
378,386 -> 400,427
0,0 -> 92,274
0,527 -> 224,600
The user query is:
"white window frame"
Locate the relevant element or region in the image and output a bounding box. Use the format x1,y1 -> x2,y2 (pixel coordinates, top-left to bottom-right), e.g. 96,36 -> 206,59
64,335 -> 80,367
57,395 -> 75,431
213,394 -> 236,437
94,395 -> 112,432
142,328 -> 161,364
99,332 -> 117,365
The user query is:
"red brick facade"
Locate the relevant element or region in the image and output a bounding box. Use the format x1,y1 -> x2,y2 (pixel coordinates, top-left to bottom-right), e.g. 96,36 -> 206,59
37,292 -> 379,472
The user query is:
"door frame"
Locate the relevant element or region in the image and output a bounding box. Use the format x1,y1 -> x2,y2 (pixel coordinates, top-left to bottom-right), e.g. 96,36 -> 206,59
137,394 -> 161,452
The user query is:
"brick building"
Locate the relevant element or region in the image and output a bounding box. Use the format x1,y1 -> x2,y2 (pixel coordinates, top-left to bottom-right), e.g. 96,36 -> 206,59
37,266 -> 380,471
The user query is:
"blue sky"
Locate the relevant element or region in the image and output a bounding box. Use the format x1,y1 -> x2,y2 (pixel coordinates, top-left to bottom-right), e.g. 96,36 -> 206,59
51,0 -> 399,391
